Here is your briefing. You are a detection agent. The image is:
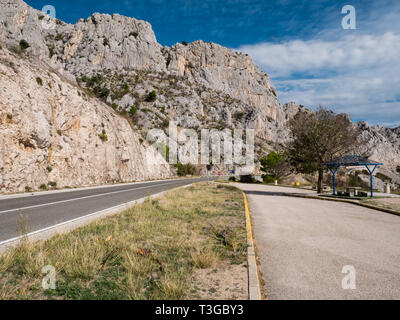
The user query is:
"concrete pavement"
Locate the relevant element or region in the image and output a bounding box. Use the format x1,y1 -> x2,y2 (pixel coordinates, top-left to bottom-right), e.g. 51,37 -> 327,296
236,183 -> 400,300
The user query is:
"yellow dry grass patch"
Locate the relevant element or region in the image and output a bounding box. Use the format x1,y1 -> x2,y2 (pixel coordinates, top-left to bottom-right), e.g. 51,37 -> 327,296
0,183 -> 246,300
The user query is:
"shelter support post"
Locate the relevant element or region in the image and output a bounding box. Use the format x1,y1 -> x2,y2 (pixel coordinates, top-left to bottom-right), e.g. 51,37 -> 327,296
365,164 -> 378,198
328,166 -> 340,195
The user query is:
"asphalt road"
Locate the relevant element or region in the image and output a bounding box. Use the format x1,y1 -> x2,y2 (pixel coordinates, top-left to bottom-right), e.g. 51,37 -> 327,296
236,183 -> 400,300
0,177 -> 211,243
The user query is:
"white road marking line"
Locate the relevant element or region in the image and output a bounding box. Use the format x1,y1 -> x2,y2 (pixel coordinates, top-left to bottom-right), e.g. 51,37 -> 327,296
0,180 -> 187,215
0,193 -> 156,246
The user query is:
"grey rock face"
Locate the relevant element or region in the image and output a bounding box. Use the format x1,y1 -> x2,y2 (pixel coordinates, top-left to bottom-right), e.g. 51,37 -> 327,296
0,0 -> 284,142
0,0 -> 399,184
0,47 -> 171,193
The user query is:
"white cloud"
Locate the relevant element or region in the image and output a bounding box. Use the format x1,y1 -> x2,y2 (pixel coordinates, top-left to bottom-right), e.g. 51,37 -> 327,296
238,30 -> 400,127
239,32 -> 400,78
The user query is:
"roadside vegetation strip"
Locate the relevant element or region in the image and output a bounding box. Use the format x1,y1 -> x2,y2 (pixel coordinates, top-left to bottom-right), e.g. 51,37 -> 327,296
286,193 -> 400,217
0,183 -> 247,300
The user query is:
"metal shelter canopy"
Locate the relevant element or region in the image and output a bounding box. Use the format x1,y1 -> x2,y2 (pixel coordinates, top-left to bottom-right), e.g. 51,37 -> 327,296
324,155 -> 383,197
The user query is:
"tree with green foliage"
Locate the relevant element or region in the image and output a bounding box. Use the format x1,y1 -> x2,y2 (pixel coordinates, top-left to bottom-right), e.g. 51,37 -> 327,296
286,107 -> 358,193
175,162 -> 196,176
259,151 -> 289,183
145,91 -> 157,102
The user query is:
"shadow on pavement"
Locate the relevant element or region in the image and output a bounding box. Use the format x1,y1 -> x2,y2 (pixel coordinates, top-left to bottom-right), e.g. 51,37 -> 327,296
244,190 -> 287,197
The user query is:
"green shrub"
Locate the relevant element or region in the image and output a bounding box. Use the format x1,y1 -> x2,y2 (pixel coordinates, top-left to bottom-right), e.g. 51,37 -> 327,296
129,31 -> 138,38
181,41 -> 188,46
123,83 -> 129,94
103,38 -> 109,46
49,181 -> 57,188
93,86 -> 110,100
55,33 -> 63,41
25,186 -> 32,192
86,75 -> 102,87
46,166 -> 53,172
129,105 -> 138,115
144,91 -> 157,102
99,130 -> 108,142
36,77 -> 43,86
228,176 -> 236,182
175,163 -> 196,176
39,184 -> 47,190
48,45 -> 54,58
161,119 -> 169,128
19,39 -> 30,50
57,130 -> 62,136
262,174 -> 276,184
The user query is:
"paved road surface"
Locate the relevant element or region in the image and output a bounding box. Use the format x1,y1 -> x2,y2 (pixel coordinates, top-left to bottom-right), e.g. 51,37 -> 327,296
0,178 -> 211,243
237,183 -> 400,299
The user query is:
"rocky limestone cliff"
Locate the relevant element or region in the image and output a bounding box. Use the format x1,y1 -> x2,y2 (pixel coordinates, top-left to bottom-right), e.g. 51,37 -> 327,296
0,0 -> 399,190
0,0 -> 285,144
0,46 -> 171,192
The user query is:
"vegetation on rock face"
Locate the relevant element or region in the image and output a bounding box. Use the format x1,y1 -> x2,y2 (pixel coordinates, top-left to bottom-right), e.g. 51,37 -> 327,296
286,107 -> 358,193
129,105 -> 138,115
36,77 -> 43,86
129,31 -> 138,38
19,40 -> 30,50
99,129 -> 108,142
48,181 -> 57,188
93,86 -> 110,100
145,90 -> 157,102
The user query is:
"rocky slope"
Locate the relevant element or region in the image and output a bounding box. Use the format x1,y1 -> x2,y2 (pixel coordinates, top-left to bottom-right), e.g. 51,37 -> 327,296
0,0 -> 285,143
0,0 -> 399,191
0,46 -> 171,192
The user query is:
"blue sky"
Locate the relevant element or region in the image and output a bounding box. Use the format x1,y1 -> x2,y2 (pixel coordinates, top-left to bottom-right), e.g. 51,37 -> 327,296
25,0 -> 400,127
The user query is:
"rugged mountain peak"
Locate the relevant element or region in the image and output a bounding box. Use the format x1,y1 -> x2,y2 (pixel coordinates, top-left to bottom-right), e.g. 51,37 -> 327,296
166,40 -> 279,117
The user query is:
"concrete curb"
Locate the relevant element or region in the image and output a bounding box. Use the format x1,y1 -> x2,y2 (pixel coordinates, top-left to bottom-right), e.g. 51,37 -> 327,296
286,193 -> 400,217
0,184 -> 193,253
243,192 -> 262,300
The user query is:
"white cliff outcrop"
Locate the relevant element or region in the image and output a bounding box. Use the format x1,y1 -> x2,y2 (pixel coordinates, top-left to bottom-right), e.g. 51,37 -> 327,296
0,47 -> 171,192
0,0 -> 398,191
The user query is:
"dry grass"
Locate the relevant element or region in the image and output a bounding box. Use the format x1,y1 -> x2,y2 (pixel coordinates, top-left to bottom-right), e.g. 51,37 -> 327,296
361,197 -> 400,213
0,183 -> 246,300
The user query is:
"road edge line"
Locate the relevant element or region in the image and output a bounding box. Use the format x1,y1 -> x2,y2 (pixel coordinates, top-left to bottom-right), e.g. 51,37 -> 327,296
243,192 -> 262,300
0,184 -> 194,253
